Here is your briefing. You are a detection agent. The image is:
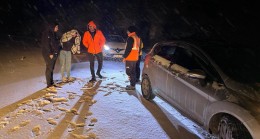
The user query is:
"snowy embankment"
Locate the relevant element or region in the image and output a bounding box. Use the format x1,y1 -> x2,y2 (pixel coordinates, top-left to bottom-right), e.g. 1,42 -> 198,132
0,40 -> 88,109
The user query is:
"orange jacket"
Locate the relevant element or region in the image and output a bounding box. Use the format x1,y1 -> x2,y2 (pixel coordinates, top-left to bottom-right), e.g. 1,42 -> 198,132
82,30 -> 106,54
125,32 -> 140,61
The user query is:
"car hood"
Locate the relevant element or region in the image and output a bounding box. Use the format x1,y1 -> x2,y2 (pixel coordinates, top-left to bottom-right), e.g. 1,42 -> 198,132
106,42 -> 126,48
225,78 -> 260,101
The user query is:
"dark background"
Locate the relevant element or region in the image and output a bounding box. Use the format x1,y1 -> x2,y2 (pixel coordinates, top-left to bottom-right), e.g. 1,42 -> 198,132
0,0 -> 259,50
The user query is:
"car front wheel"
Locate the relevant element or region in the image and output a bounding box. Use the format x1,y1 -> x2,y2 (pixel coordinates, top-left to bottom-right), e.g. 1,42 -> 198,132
141,75 -> 155,100
218,115 -> 252,139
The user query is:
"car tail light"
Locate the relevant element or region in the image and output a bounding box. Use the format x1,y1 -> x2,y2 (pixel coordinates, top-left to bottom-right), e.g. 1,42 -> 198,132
144,54 -> 151,68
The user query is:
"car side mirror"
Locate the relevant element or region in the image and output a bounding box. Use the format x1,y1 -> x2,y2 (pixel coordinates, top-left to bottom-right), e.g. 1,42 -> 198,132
186,69 -> 206,80
187,69 -> 207,86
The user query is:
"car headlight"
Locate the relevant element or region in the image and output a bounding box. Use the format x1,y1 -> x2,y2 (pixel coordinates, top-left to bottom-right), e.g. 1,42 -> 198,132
104,45 -> 110,50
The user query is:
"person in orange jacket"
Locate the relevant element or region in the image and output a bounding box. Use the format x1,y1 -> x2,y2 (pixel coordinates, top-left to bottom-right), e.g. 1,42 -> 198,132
82,21 -> 106,82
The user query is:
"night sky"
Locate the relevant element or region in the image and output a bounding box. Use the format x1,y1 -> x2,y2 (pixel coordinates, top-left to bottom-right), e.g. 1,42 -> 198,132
0,0 -> 259,48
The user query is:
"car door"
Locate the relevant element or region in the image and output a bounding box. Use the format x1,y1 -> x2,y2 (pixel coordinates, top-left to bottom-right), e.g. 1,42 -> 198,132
163,47 -> 213,124
151,45 -> 176,95
151,45 -> 209,123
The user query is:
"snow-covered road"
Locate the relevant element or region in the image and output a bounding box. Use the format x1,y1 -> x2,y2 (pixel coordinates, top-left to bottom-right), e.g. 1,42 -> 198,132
0,59 -> 215,139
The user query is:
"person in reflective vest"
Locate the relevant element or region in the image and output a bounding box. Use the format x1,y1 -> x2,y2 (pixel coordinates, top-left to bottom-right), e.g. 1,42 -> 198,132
122,26 -> 141,90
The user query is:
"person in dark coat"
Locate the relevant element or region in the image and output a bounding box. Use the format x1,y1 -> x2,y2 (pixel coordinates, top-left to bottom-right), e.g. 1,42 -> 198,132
41,22 -> 61,92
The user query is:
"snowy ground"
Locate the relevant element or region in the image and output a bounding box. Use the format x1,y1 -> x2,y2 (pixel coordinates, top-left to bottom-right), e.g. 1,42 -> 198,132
0,42 -> 216,139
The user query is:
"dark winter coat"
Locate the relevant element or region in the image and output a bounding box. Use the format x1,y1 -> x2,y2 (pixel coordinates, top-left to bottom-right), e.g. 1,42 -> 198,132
62,37 -> 76,51
123,32 -> 141,61
41,24 -> 61,55
123,37 -> 134,58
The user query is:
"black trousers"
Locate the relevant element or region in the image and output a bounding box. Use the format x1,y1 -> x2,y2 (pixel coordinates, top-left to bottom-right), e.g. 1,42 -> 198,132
136,55 -> 141,81
88,52 -> 103,79
42,53 -> 58,88
125,61 -> 137,86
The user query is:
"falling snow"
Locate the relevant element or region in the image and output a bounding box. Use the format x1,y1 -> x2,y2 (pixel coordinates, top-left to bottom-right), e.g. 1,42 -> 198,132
0,0 -> 258,138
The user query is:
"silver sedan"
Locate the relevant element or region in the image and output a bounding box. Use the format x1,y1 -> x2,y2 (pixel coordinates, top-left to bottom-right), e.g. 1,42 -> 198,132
141,41 -> 260,139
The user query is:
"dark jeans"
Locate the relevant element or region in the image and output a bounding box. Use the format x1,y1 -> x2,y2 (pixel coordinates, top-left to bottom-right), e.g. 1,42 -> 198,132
88,52 -> 103,79
136,55 -> 141,81
42,53 -> 58,88
125,61 -> 137,86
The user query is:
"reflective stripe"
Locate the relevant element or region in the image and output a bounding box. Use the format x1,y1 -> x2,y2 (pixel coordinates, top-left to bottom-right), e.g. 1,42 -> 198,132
131,35 -> 140,51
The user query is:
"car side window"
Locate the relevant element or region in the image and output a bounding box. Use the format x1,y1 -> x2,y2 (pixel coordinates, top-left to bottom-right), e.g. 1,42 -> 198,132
171,47 -> 201,71
154,45 -> 176,61
193,55 -> 223,83
172,47 -> 223,83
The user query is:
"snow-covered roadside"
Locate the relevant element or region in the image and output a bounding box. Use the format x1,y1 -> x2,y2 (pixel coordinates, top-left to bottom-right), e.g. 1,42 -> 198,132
0,44 -> 44,109
0,41 -> 88,109
0,76 -> 45,109
0,59 -> 218,139
0,40 -> 216,138
0,61 -> 181,138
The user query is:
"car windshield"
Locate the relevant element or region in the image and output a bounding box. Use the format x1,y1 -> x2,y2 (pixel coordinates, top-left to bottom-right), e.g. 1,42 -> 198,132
106,35 -> 125,43
200,44 -> 260,84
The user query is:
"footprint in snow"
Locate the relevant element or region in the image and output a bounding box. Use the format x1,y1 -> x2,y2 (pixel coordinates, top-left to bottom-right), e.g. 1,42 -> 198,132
19,120 -> 30,127
9,126 -> 20,132
88,118 -> 98,126
32,125 -> 41,137
8,120 -> 31,132
104,91 -> 112,96
69,108 -> 79,115
47,118 -> 57,125
68,121 -> 85,128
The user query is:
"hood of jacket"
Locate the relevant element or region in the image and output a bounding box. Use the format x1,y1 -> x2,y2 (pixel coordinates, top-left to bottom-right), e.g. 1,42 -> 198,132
88,21 -> 97,29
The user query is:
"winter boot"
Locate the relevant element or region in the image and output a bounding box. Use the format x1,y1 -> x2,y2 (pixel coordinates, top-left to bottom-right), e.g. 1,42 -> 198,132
125,85 -> 135,90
